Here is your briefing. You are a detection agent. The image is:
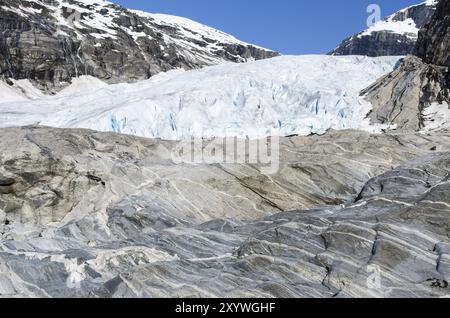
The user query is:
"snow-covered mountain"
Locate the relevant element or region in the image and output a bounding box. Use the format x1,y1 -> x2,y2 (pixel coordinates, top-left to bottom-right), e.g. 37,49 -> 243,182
0,55 -> 401,140
0,0 -> 277,91
330,0 -> 438,56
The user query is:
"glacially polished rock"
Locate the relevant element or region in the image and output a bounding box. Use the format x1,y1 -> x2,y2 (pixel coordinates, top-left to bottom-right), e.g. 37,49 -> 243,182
0,126 -> 449,297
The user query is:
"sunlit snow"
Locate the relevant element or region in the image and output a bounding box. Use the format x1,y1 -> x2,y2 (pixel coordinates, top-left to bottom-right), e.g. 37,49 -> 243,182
0,55 -> 401,140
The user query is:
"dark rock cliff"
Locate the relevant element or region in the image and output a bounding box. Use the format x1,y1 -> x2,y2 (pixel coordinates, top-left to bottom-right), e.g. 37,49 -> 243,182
416,0 -> 450,66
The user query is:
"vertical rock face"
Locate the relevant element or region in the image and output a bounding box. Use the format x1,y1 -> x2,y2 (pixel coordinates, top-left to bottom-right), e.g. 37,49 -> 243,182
416,0 -> 450,66
330,1 -> 437,57
362,0 -> 449,132
416,0 -> 450,99
0,0 -> 278,91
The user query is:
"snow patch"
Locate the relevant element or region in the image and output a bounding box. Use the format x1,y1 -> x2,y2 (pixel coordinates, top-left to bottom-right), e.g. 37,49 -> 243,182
59,76 -> 108,95
0,79 -> 43,102
422,102 -> 450,132
360,18 -> 419,39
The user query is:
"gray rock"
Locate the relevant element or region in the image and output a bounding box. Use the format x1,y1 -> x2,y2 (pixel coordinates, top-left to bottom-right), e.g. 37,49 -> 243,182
0,126 -> 450,297
330,32 -> 418,58
416,0 -> 450,66
362,0 -> 449,131
362,55 -> 448,131
1,126 -> 450,231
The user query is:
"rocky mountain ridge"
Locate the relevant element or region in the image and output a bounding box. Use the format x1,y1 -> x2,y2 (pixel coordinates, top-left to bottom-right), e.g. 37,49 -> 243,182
330,0 -> 438,57
416,0 -> 450,67
363,0 -> 449,132
0,0 -> 277,91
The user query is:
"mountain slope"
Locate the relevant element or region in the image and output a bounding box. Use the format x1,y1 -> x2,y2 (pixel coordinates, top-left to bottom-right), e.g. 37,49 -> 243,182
416,0 -> 450,66
362,0 -> 449,132
0,0 -> 278,91
330,0 -> 437,57
0,55 -> 401,139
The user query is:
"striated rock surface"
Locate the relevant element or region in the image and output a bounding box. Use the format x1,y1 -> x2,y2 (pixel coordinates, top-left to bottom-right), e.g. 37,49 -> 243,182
0,0 -> 277,91
330,0 -> 437,57
362,0 -> 449,132
0,126 -> 450,297
362,55 -> 448,131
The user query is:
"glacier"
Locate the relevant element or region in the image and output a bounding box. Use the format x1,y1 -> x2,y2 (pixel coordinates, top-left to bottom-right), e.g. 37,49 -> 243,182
0,55 -> 401,140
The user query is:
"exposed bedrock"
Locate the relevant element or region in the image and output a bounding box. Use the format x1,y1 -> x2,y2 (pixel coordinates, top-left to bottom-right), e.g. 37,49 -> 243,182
0,127 -> 450,297
1,126 -> 450,233
362,55 -> 449,131
362,0 -> 450,132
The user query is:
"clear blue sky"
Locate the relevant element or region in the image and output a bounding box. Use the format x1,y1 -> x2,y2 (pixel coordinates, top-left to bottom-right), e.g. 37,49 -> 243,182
113,0 -> 422,54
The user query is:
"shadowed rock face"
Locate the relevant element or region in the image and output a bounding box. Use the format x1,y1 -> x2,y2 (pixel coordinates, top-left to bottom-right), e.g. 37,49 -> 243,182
0,126 -> 450,297
0,0 -> 278,91
330,1 -> 437,57
416,0 -> 450,66
330,33 -> 417,57
362,0 -> 449,132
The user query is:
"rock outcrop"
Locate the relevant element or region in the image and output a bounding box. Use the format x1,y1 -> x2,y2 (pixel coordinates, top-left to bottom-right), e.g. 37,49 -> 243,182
330,0 -> 437,57
362,0 -> 449,132
0,0 -> 278,91
362,55 -> 448,131
0,126 -> 450,297
416,0 -> 450,66
4,126 -> 449,231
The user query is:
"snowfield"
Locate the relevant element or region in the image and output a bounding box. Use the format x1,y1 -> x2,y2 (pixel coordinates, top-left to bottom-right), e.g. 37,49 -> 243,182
0,55 -> 401,139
